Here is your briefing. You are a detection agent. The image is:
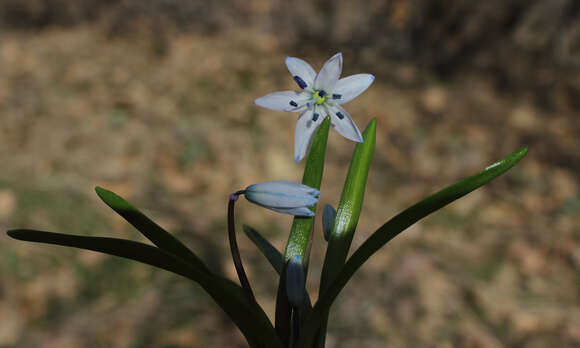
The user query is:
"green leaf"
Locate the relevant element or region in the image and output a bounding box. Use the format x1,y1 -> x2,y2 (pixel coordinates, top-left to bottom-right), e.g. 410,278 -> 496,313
277,117 -> 330,347
320,119 -> 376,291
7,229 -> 206,280
95,187 -> 210,274
316,119 -> 376,347
243,224 -> 284,275
298,146 -> 528,347
7,229 -> 283,348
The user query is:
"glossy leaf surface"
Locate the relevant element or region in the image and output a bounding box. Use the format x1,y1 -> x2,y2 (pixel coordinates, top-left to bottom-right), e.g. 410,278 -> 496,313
298,146 -> 528,347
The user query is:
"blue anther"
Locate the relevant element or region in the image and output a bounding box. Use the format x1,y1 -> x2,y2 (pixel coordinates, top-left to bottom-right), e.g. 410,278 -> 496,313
289,100 -> 298,107
336,112 -> 344,119
293,76 -> 307,89
312,113 -> 320,121
318,90 -> 327,97
332,94 -> 342,100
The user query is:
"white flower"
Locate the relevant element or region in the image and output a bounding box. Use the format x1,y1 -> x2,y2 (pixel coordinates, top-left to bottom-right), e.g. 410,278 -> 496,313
254,53 -> 374,162
244,180 -> 320,216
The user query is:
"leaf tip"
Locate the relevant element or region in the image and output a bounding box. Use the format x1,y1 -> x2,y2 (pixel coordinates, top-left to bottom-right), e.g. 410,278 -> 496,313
94,186 -> 133,210
507,146 -> 529,166
6,229 -> 28,241
94,186 -> 111,197
360,119 -> 377,145
242,224 -> 253,235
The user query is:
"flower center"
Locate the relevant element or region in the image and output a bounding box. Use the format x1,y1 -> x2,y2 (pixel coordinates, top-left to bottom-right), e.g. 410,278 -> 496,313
312,90 -> 327,105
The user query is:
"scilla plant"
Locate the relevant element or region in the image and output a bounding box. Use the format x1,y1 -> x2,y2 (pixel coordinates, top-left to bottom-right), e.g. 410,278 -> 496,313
7,53 -> 527,348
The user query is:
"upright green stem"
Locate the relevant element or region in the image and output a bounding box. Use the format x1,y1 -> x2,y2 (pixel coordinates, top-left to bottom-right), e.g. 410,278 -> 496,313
275,118 -> 330,346
284,118 -> 331,261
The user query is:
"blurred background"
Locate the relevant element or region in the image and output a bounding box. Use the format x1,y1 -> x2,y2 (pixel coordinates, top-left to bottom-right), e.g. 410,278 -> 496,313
0,1 -> 579,347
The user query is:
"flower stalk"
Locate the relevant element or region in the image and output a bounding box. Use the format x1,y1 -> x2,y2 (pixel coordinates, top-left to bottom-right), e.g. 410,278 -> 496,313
228,190 -> 256,303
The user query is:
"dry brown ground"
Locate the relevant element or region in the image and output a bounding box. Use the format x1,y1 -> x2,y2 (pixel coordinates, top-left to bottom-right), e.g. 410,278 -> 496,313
0,25 -> 579,347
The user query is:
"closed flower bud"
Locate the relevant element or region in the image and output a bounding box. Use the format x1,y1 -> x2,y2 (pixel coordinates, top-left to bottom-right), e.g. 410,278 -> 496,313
286,255 -> 306,308
322,204 -> 336,241
244,180 -> 320,216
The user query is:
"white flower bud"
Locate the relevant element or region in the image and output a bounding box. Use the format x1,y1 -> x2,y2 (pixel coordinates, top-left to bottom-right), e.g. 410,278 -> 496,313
244,180 -> 319,216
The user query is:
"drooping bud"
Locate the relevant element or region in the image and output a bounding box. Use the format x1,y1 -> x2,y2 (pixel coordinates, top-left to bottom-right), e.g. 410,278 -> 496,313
244,180 -> 320,216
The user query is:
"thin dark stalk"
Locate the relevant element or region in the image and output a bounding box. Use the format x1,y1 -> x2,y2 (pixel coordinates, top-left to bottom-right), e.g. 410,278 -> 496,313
228,190 -> 256,303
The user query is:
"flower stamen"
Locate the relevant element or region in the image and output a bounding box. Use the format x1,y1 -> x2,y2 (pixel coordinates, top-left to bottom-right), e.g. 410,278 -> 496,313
312,90 -> 327,105
293,76 -> 307,89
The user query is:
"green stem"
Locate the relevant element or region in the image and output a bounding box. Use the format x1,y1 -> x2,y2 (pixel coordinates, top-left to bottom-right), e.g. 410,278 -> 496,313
275,118 -> 330,346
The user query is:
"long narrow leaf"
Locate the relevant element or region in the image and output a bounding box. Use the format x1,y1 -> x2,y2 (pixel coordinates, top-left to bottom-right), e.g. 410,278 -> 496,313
95,187 -> 210,274
7,229 -> 283,348
316,119 -> 376,347
298,146 -> 528,347
7,229 -> 205,280
320,119 -> 376,289
243,224 -> 284,275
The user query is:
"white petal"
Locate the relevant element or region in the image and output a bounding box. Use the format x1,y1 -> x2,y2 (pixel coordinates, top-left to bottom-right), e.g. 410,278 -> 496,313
326,104 -> 363,143
254,91 -> 310,112
314,53 -> 343,92
331,74 -> 374,104
244,188 -> 318,209
294,106 -> 324,163
270,207 -> 315,217
247,180 -> 320,196
286,57 -> 316,90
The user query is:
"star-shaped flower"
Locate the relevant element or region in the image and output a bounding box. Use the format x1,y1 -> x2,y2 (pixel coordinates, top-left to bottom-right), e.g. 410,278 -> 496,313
254,53 -> 374,162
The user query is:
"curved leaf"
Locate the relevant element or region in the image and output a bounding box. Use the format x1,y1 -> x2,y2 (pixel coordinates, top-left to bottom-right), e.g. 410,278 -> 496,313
7,229 -> 205,280
95,187 -> 210,274
298,146 -> 528,347
7,229 -> 283,348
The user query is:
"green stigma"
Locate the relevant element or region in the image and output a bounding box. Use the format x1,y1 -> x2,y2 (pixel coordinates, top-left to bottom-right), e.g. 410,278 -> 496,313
313,91 -> 327,105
